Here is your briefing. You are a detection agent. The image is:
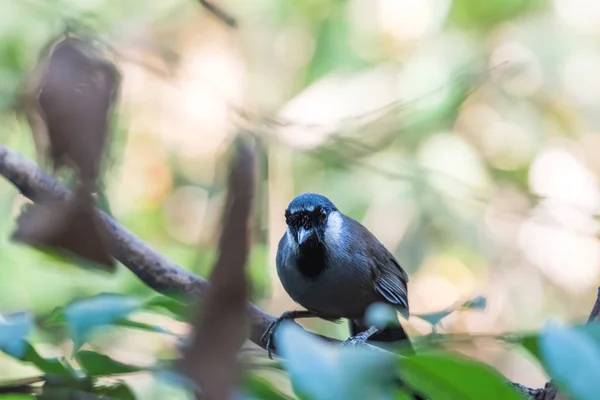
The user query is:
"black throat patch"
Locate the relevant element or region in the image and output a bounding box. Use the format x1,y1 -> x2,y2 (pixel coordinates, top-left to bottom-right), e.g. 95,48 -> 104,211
296,242 -> 328,280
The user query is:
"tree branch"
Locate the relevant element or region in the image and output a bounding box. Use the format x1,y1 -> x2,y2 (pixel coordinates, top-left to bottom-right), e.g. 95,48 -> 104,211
0,143 -> 569,399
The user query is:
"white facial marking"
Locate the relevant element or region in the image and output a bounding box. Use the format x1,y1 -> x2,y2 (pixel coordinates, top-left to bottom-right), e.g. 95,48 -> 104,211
286,228 -> 298,250
324,211 -> 343,245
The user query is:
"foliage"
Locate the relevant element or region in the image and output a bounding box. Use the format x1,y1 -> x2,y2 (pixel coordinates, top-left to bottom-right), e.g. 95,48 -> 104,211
0,0 -> 599,399
0,292 -> 599,399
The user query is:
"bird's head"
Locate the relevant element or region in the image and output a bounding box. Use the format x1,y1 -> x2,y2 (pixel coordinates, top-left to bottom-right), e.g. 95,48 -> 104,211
284,193 -> 339,248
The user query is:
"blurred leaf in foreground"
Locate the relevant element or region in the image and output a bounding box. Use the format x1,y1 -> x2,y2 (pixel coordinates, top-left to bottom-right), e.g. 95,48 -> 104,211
60,293 -> 142,350
76,350 -> 148,377
20,342 -> 75,379
12,34 -> 120,271
414,296 -> 487,326
242,373 -> 295,400
399,353 -> 524,400
12,193 -> 114,271
276,322 -> 398,400
539,322 -> 600,400
179,137 -> 256,399
35,35 -> 120,181
0,313 -> 32,359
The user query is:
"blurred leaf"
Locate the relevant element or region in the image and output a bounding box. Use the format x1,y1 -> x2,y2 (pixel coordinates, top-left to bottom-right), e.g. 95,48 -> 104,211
35,35 -> 120,181
92,381 -> 136,400
365,303 -> 400,329
394,391 -> 413,400
76,350 -> 147,377
399,353 -> 523,400
13,35 -> 120,271
0,312 -> 32,359
306,2 -> 367,84
0,395 -> 36,399
448,0 -> 540,30
243,373 -> 295,400
12,192 -> 115,271
143,296 -> 190,320
414,311 -> 452,327
21,342 -> 76,379
539,323 -> 600,400
520,334 -> 540,362
62,293 -> 142,349
116,319 -> 172,335
277,322 -> 398,400
462,296 -> 487,310
180,137 -> 255,400
414,296 -> 487,326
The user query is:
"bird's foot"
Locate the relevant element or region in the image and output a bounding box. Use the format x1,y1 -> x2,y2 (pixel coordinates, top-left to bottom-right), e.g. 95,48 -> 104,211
340,325 -> 379,348
341,332 -> 371,348
260,311 -> 299,359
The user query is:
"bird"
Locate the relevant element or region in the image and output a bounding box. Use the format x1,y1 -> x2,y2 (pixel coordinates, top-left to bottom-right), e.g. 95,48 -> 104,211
262,192 -> 412,357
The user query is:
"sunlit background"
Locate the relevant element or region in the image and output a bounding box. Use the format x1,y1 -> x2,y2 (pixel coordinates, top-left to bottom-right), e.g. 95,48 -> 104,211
1,0 -> 600,396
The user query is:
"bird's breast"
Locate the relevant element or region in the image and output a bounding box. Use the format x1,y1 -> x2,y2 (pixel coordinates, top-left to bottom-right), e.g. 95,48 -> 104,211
276,249 -> 378,319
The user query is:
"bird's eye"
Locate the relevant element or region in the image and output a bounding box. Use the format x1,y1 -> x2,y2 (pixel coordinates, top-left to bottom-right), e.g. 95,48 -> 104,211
319,210 -> 327,222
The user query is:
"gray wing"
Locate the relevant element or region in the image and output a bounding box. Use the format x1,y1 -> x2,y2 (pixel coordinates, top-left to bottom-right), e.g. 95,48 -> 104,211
345,217 -> 410,312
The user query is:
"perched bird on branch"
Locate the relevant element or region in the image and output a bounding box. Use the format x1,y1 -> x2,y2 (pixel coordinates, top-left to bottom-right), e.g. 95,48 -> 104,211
263,193 -> 412,357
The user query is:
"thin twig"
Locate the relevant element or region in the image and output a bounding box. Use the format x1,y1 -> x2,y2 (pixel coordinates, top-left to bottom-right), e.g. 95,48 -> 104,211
588,287 -> 600,323
199,0 -> 237,28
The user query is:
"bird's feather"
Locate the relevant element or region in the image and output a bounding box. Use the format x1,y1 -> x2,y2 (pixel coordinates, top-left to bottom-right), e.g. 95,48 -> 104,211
343,217 -> 410,313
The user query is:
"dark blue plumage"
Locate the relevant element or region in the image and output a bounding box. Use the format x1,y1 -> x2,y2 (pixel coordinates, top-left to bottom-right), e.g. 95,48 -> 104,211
267,192 -> 412,351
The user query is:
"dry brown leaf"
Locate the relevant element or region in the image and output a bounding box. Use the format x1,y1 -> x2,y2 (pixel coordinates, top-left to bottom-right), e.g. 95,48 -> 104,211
36,36 -> 120,182
180,137 -> 256,400
12,189 -> 114,271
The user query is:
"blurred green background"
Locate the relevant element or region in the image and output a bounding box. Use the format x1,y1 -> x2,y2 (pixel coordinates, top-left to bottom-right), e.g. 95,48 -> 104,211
1,0 -> 600,396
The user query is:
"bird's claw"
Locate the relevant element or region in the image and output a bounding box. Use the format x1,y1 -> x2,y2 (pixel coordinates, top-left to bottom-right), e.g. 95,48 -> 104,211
261,319 -> 279,359
341,331 -> 370,348
261,311 -> 296,359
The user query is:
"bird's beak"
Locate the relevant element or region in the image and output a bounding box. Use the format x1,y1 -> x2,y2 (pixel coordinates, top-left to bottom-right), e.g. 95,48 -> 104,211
297,226 -> 313,245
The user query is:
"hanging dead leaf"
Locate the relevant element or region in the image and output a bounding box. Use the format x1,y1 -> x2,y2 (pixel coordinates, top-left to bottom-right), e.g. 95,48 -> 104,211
12,189 -> 114,271
36,36 -> 120,182
180,136 -> 256,400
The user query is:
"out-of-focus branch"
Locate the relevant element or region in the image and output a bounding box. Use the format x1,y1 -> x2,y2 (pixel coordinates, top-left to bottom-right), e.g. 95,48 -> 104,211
0,143 -> 563,399
199,0 -> 237,28
0,143 -> 316,349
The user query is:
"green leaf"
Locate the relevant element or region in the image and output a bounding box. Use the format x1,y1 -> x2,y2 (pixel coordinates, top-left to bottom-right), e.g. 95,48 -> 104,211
116,319 -> 173,335
414,311 -> 452,327
63,294 -> 142,349
0,312 -> 32,359
520,334 -> 540,361
449,0 -> 539,30
92,381 -> 136,400
414,296 -> 487,326
462,296 -> 487,310
76,350 -> 147,377
399,353 -> 524,400
143,295 -> 189,320
394,390 -> 413,400
0,395 -> 36,399
276,322 -> 398,400
539,323 -> 600,400
243,373 -> 295,400
365,303 -> 401,329
21,342 -> 76,379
